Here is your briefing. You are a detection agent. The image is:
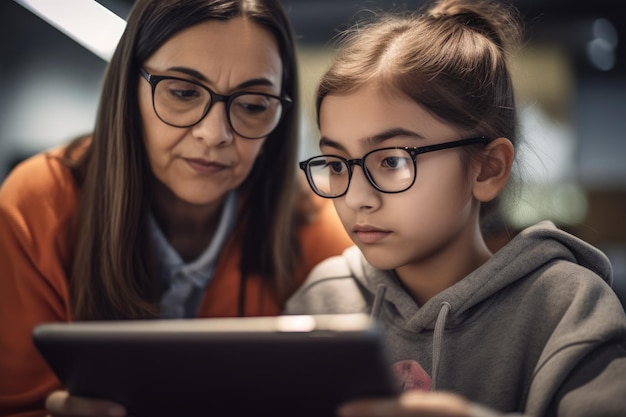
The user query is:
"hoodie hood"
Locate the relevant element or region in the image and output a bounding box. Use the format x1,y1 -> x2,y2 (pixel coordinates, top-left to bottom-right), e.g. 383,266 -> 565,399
347,220 -> 613,333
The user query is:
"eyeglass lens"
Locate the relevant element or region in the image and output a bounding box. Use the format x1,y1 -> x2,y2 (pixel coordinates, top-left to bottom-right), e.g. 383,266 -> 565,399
306,148 -> 416,197
153,78 -> 284,138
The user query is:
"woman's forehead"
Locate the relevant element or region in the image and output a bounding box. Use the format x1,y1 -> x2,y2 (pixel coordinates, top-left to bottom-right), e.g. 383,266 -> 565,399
145,18 -> 283,91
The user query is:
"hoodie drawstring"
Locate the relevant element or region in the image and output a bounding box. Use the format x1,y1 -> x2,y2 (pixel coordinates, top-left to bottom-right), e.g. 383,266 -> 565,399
370,286 -> 451,391
370,284 -> 387,319
431,301 -> 451,390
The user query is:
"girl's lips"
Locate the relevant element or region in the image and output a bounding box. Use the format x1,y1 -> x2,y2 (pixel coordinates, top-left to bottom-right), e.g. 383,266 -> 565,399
184,158 -> 228,174
352,226 -> 391,244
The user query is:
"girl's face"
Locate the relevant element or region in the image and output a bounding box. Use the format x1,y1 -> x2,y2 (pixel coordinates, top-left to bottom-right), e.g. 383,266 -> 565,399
139,18 -> 283,206
318,85 -> 481,273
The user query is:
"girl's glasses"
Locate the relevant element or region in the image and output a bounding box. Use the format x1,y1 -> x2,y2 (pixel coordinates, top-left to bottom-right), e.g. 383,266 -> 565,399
299,137 -> 488,198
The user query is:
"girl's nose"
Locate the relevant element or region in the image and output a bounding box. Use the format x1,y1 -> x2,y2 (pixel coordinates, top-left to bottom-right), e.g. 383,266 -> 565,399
343,166 -> 381,212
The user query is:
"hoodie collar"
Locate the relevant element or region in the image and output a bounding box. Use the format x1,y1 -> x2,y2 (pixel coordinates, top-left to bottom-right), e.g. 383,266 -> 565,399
350,220 -> 613,333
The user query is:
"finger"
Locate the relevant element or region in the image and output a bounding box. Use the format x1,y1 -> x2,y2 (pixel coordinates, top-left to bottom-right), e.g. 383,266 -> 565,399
337,397 -> 407,417
399,391 -> 470,417
46,391 -> 127,417
337,391 -> 471,417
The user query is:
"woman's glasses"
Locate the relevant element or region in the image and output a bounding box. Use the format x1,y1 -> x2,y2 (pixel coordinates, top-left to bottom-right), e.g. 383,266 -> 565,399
299,137 -> 488,198
140,68 -> 292,139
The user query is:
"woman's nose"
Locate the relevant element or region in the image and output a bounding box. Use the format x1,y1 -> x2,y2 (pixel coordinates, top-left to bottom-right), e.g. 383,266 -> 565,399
190,101 -> 234,146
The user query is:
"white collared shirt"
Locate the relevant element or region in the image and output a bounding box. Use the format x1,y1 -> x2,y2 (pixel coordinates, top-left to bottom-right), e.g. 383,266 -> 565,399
148,191 -> 237,318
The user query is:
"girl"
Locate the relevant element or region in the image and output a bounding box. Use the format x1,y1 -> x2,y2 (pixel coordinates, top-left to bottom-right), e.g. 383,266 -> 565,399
288,0 -> 626,416
0,1 -> 351,416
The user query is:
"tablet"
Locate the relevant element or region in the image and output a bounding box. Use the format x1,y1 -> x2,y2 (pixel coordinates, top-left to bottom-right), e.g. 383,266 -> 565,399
32,314 -> 399,417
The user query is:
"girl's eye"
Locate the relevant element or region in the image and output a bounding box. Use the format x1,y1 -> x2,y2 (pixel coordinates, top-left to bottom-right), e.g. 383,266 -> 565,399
381,156 -> 408,169
327,161 -> 346,174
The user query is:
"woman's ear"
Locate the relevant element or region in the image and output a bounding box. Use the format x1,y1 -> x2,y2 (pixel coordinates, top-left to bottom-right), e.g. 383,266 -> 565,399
472,137 -> 514,202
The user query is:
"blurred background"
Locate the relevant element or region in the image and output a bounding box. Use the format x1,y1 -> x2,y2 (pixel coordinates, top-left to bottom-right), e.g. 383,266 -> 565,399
1,0 -> 625,306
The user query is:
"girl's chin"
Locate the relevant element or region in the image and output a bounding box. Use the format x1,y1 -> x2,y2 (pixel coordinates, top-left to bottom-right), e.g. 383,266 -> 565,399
358,246 -> 403,271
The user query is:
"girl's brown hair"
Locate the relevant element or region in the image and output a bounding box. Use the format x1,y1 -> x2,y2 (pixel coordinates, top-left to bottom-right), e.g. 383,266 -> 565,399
64,0 -> 302,320
316,0 -> 523,228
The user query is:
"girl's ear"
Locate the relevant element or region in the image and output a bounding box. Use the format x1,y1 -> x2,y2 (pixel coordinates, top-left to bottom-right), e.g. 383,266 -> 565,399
472,137 -> 514,203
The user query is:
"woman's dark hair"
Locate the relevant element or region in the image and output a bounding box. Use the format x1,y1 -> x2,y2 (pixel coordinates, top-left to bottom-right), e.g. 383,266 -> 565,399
316,0 -> 523,233
65,0 -> 301,319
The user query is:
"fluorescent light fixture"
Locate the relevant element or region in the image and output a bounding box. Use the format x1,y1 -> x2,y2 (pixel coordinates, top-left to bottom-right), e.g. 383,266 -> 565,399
13,0 -> 126,62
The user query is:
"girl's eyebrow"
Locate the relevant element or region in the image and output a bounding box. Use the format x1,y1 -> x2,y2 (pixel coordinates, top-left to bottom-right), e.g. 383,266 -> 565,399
319,127 -> 425,151
166,66 -> 276,89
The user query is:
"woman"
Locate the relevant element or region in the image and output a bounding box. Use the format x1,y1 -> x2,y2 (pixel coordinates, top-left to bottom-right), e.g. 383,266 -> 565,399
0,1 -> 351,416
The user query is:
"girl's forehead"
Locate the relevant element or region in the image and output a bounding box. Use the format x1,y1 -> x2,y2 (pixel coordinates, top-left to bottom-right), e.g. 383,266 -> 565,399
318,87 -> 460,151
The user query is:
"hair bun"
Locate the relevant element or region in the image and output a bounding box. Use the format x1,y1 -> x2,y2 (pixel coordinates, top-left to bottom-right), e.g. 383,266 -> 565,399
426,0 -> 522,51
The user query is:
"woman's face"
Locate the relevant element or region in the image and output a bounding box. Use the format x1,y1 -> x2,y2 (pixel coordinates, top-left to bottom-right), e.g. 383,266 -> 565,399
318,85 -> 479,273
139,17 -> 283,206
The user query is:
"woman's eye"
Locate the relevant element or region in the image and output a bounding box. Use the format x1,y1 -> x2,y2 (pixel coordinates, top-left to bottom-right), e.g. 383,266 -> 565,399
169,88 -> 201,100
237,103 -> 268,114
162,80 -> 204,101
235,96 -> 271,114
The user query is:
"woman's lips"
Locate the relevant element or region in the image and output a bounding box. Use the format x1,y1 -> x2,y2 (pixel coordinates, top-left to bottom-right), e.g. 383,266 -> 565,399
352,225 -> 390,244
184,158 -> 228,174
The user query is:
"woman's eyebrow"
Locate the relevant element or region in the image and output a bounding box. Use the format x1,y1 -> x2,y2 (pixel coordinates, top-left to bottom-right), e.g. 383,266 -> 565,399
166,66 -> 207,81
166,66 -> 276,89
236,78 -> 276,89
319,127 -> 425,151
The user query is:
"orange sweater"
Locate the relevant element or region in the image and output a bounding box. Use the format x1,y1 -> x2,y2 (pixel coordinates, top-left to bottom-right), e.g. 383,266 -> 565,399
0,147 -> 352,417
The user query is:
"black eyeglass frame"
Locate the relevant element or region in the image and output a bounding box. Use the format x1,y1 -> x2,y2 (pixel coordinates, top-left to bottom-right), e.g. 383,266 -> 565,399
299,136 -> 489,198
139,68 -> 293,139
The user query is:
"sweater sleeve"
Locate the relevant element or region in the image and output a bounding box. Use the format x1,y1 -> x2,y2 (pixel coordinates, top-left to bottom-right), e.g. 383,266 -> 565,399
523,262 -> 626,416
547,340 -> 626,416
0,149 -> 77,417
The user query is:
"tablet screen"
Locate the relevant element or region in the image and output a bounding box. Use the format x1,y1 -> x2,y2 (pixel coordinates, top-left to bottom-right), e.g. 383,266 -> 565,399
33,314 -> 399,417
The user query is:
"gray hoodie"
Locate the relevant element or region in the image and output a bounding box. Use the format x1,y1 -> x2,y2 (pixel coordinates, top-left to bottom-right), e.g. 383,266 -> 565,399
285,221 -> 626,416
